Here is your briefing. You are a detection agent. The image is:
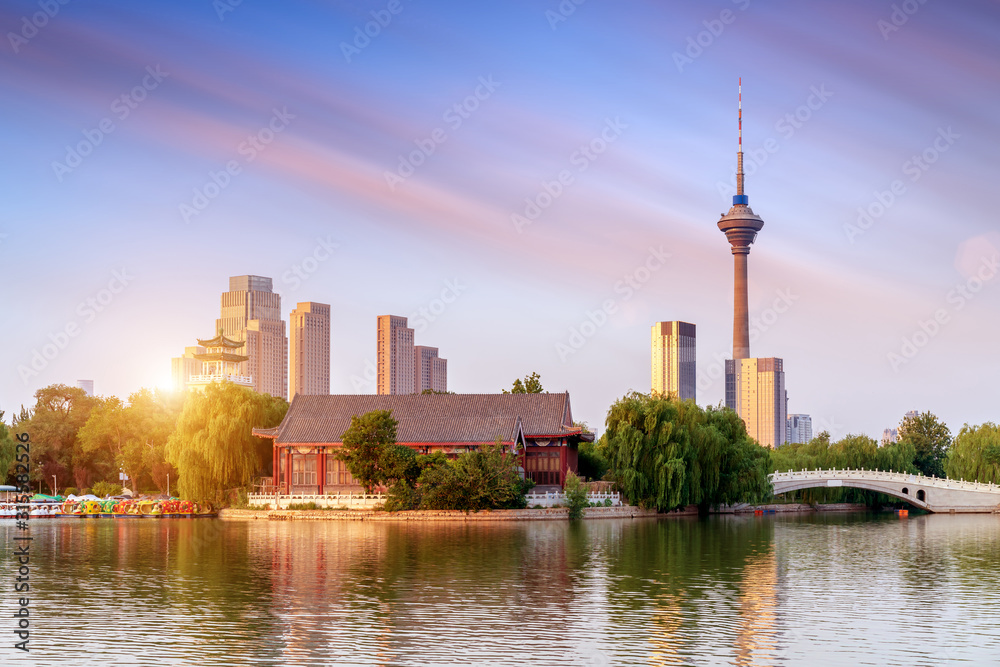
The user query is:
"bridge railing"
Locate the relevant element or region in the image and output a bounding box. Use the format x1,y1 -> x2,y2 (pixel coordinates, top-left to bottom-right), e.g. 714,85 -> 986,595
768,469 -> 1000,493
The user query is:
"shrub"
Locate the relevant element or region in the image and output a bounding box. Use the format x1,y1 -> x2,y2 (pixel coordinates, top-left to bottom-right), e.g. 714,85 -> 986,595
286,502 -> 320,510
384,481 -> 420,511
563,471 -> 589,520
91,481 -> 120,498
61,487 -> 78,496
419,443 -> 532,511
603,498 -> 612,507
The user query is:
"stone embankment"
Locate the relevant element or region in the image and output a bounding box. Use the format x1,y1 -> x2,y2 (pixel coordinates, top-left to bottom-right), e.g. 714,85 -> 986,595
221,505 -> 662,522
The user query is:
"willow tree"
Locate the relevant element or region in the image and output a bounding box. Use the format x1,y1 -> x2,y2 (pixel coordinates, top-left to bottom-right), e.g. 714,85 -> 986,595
945,423 -> 1000,484
600,392 -> 769,512
165,383 -> 288,503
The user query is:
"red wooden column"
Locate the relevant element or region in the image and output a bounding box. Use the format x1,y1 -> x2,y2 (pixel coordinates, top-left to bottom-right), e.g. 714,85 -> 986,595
272,446 -> 278,492
285,448 -> 293,494
560,442 -> 567,487
318,449 -> 325,495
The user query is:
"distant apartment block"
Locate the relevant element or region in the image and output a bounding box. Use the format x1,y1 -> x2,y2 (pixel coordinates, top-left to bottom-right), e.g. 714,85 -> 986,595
414,345 -> 447,393
289,302 -> 331,401
171,346 -> 205,392
377,315 -> 415,395
650,321 -> 696,401
726,357 -> 787,448
786,414 -> 812,445
218,275 -> 287,399
881,428 -> 898,446
76,380 -> 94,396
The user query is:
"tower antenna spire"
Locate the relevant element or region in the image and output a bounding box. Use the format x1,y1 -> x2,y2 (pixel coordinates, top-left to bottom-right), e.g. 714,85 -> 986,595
736,77 -> 745,200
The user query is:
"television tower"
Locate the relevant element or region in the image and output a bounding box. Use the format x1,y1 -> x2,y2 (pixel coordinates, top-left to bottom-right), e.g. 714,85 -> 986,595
718,78 -> 764,360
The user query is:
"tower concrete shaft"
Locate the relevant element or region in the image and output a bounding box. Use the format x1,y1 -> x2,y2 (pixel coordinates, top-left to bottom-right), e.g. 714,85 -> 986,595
718,78 -> 763,360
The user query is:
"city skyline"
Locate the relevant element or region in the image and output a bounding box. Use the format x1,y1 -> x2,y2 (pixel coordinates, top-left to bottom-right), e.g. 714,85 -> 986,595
2,1 -> 999,440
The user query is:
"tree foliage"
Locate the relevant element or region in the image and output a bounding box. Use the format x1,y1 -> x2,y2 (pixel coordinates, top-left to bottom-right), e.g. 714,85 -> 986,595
15,384 -> 98,492
898,411 -> 951,478
600,392 -> 771,512
0,410 -> 16,486
77,389 -> 182,494
418,442 -> 532,511
563,470 -> 589,519
503,372 -> 544,394
945,423 -> 1000,484
337,410 -> 400,493
165,383 -> 288,503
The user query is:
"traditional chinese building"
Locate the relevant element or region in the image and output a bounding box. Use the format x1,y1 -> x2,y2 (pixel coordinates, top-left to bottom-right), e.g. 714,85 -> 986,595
253,393 -> 593,494
187,332 -> 254,390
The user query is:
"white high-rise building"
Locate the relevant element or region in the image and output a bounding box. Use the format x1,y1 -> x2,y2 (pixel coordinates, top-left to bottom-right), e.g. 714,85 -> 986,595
218,275 -> 287,399
786,414 -> 812,445
377,315 -> 415,395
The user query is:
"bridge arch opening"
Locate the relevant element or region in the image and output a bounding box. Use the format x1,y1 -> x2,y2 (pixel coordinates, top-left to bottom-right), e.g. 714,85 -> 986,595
917,489 -> 926,502
902,487 -> 908,495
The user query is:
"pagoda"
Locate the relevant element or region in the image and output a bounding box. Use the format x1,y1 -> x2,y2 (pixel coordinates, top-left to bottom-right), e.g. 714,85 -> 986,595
188,330 -> 254,390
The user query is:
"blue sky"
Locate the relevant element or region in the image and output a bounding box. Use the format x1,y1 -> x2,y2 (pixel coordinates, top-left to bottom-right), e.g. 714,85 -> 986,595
2,0 -> 999,439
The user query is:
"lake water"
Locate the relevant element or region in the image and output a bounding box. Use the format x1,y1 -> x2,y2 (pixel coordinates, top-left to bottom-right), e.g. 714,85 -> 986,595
3,512 -> 999,666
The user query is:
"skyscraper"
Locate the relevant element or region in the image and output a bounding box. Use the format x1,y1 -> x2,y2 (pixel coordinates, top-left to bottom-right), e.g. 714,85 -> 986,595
719,82 -> 786,447
729,357 -> 787,448
377,315 -> 415,395
650,321 -> 696,401
170,346 -> 205,392
414,345 -> 448,393
76,379 -> 94,396
786,414 -> 813,445
289,302 -> 331,401
218,275 -> 287,399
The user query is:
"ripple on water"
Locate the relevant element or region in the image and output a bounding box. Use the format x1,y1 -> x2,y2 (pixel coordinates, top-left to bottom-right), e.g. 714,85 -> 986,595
3,514 -> 1000,666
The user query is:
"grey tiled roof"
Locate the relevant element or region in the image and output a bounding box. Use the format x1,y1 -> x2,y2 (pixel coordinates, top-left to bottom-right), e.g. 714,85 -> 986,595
261,393 -> 578,444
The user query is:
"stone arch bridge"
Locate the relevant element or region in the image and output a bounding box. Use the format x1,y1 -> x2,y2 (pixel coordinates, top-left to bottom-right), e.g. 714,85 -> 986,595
769,469 -> 1000,513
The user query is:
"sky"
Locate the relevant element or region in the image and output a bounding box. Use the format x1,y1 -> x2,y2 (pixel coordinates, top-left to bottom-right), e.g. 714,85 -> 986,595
1,0 -> 998,440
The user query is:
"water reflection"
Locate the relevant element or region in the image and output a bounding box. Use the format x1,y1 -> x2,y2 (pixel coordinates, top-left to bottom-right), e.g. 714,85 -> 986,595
2,513 -> 1000,666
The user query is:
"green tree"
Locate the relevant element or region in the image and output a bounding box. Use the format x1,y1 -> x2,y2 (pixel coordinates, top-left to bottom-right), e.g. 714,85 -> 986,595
600,392 -> 770,512
77,388 -> 182,494
898,411 -> 951,478
419,442 -> 532,511
563,470 -> 589,519
337,410 -> 399,493
946,423 -> 1000,484
165,383 -> 288,503
0,410 -> 16,485
503,372 -> 544,394
16,384 -> 98,492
